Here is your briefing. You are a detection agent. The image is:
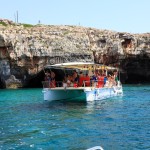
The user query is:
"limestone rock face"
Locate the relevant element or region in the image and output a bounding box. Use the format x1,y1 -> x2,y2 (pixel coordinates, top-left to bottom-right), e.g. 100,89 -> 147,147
0,19 -> 150,88
5,75 -> 22,88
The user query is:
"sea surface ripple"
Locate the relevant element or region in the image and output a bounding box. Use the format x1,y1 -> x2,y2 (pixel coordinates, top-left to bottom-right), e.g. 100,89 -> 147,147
0,85 -> 150,150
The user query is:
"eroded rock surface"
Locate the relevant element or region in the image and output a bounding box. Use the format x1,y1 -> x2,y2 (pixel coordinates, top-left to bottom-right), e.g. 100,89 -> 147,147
0,19 -> 150,88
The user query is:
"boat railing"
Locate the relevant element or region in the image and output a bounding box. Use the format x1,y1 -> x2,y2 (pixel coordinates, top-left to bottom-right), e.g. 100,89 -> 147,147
42,81 -> 50,88
42,79 -> 107,89
42,81 -> 63,88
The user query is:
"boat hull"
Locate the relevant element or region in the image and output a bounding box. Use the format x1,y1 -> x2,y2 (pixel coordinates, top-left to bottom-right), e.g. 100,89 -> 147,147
84,86 -> 123,101
42,86 -> 123,102
42,87 -> 86,101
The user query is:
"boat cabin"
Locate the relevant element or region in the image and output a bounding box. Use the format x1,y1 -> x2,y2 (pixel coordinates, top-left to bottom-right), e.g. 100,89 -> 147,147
42,62 -> 119,89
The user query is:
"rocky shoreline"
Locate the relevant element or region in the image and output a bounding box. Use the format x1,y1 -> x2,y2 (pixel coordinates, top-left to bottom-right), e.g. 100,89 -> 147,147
0,19 -> 150,88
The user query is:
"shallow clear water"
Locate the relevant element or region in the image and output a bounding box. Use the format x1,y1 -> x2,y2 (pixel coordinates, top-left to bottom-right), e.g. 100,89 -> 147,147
0,85 -> 150,150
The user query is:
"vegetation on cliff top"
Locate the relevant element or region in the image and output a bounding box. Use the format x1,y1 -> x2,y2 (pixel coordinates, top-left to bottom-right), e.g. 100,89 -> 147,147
0,19 -> 35,27
22,23 -> 34,28
0,21 -> 7,26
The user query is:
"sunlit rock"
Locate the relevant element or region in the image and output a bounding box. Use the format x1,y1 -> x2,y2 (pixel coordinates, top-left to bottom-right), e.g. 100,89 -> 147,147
0,19 -> 150,88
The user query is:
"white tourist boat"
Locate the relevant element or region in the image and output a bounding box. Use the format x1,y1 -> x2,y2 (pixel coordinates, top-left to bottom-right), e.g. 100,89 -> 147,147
42,62 -> 123,102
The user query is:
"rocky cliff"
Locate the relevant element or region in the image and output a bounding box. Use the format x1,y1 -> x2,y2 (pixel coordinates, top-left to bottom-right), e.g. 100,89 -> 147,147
0,19 -> 150,88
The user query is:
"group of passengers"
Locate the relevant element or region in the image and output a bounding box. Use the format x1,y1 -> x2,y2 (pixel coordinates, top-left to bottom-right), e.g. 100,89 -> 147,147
44,69 -> 119,88
62,71 -> 79,87
104,70 -> 119,88
61,69 -> 119,88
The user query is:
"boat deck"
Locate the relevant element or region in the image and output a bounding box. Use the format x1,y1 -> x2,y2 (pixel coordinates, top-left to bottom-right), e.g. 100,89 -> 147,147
44,87 -> 88,90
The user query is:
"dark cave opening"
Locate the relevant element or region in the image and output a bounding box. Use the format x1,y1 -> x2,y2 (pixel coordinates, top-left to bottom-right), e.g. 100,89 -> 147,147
125,73 -> 150,84
25,63 -> 150,88
0,77 -> 6,88
25,69 -> 69,88
121,39 -> 132,49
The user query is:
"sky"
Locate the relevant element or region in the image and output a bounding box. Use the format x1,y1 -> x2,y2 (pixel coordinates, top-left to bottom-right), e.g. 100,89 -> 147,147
0,0 -> 150,33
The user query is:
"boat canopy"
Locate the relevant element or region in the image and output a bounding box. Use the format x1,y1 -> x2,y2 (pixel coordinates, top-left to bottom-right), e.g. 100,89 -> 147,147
45,62 -> 117,70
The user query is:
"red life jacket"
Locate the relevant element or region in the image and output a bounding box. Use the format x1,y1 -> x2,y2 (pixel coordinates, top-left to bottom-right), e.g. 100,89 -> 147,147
84,76 -> 90,86
97,76 -> 104,88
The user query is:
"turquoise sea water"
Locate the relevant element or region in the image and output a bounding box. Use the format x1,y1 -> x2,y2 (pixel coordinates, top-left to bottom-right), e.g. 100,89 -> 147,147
0,85 -> 150,150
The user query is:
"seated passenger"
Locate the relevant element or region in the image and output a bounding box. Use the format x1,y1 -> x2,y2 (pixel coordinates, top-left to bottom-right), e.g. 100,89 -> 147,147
63,75 -> 67,88
67,75 -> 73,87
84,73 -> 90,86
105,74 -> 113,88
96,74 -> 104,88
44,71 -> 51,81
72,71 -> 79,85
44,71 -> 51,88
91,73 -> 97,87
113,70 -> 119,85
78,72 -> 84,87
50,71 -> 56,88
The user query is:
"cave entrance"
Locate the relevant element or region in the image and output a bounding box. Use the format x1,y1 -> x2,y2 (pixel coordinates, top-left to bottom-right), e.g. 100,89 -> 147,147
25,69 -> 66,88
121,39 -> 132,49
0,77 -> 5,88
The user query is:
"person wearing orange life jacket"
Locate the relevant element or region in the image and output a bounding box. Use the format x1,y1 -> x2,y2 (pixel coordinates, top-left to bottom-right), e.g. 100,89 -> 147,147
84,73 -> 90,86
97,74 -> 104,88
78,71 -> 84,87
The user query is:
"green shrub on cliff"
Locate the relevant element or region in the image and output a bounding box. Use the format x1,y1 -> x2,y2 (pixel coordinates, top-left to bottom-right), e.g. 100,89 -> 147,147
22,23 -> 34,28
0,22 -> 7,26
